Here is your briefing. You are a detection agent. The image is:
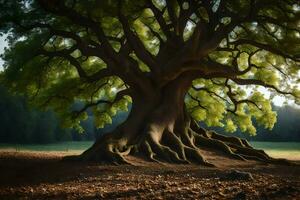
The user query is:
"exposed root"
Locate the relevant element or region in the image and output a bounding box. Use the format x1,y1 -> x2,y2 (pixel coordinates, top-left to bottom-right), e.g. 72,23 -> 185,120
227,143 -> 270,160
63,149 -> 132,165
134,128 -> 215,166
183,146 -> 215,167
63,137 -> 134,165
209,131 -> 252,148
141,134 -> 189,164
189,127 -> 295,165
161,130 -> 187,160
65,119 -> 293,167
191,130 -> 246,161
104,151 -> 132,165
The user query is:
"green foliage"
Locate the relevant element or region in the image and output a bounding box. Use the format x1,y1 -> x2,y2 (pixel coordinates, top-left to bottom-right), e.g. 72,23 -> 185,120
209,105 -> 300,142
186,78 -> 280,135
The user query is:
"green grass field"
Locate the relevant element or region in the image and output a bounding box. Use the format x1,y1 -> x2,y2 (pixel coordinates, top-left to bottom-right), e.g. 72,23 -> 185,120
0,141 -> 299,160
0,141 -> 93,153
250,142 -> 300,160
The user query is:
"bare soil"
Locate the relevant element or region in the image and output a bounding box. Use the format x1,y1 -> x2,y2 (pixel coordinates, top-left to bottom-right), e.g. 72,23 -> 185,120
0,151 -> 299,200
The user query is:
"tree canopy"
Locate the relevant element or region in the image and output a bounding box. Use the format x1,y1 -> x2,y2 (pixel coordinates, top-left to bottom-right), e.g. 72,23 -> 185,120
0,0 -> 300,164
1,0 -> 299,135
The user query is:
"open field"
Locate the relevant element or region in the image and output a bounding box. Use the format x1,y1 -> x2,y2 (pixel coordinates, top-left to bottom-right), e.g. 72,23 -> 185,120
0,150 -> 299,199
250,142 -> 300,161
0,141 -> 93,154
0,142 -> 300,200
0,142 -> 299,199
1,141 -> 299,160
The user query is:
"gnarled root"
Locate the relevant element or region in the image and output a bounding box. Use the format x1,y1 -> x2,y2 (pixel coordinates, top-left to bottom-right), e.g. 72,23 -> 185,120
138,129 -> 214,166
63,134 -> 135,165
189,126 -> 293,165
64,121 -> 293,166
191,130 -> 246,161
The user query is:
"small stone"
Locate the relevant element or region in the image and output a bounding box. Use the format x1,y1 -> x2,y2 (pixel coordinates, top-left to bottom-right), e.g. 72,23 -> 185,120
222,170 -> 253,181
233,191 -> 247,200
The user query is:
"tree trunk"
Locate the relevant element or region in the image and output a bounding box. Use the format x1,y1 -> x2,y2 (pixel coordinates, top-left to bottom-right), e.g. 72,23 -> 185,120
65,74 -> 291,166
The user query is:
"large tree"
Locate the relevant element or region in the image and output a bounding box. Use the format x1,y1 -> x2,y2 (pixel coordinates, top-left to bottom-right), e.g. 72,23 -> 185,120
0,0 -> 299,165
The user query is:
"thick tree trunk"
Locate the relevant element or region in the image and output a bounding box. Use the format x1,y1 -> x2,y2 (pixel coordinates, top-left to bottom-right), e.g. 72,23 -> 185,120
65,74 -> 291,166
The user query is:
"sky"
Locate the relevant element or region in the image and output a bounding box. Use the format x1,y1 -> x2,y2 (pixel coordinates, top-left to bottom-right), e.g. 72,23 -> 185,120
0,35 -> 297,107
0,35 -> 6,70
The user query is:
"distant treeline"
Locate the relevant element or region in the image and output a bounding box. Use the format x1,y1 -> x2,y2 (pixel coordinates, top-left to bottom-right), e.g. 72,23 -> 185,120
0,86 -> 299,143
201,105 -> 300,142
226,105 -> 300,142
0,86 -> 128,144
0,86 -> 80,143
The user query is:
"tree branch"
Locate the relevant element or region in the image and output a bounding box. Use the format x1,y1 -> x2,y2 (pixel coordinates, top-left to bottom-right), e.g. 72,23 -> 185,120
39,48 -> 112,82
146,0 -> 172,38
118,3 -> 160,75
231,78 -> 293,95
72,88 -> 132,118
231,39 -> 300,62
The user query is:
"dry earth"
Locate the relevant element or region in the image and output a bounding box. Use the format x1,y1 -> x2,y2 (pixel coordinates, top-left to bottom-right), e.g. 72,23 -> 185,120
0,150 -> 299,200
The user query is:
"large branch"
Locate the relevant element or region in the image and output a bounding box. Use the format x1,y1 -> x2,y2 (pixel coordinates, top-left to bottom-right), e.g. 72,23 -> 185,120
146,0 -> 172,38
224,79 -> 261,113
39,48 -> 112,82
118,6 -> 160,75
231,39 -> 300,62
231,78 -> 293,95
161,57 -> 239,83
16,21 -> 111,65
10,19 -> 118,83
160,12 -> 243,81
73,88 -> 132,118
192,85 -> 230,104
37,0 -> 118,60
37,0 -> 155,92
166,0 -> 179,34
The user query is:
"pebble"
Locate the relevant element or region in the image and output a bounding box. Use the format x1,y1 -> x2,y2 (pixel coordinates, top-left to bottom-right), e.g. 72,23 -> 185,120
222,170 -> 254,181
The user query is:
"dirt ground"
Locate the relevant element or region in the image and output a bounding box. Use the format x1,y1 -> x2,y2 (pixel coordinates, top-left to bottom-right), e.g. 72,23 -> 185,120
0,150 -> 299,200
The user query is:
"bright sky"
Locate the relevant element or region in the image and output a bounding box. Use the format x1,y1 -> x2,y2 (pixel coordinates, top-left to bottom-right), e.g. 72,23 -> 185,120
0,35 -> 6,71
255,86 -> 293,107
0,35 -> 297,107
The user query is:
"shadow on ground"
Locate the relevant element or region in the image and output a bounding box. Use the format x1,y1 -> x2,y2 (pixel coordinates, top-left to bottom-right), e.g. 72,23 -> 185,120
0,151 -> 299,199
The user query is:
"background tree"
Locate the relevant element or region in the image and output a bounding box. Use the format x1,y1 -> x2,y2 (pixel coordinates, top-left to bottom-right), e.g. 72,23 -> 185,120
227,105 -> 300,142
0,85 -> 60,144
0,85 -> 97,143
0,0 -> 299,165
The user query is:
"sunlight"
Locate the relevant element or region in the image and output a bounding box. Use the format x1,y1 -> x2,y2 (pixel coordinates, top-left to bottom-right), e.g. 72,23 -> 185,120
272,96 -> 286,107
111,87 -> 117,93
0,34 -> 6,71
243,86 -> 298,107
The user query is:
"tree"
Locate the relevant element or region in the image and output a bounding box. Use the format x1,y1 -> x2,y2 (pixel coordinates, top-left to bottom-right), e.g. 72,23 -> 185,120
0,86 -> 90,144
251,105 -> 300,142
0,0 -> 299,165
0,86 -> 64,143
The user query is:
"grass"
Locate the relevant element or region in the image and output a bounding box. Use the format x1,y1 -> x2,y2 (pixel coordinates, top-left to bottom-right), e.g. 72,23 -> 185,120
0,141 -> 93,153
251,141 -> 300,160
0,141 -> 299,160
